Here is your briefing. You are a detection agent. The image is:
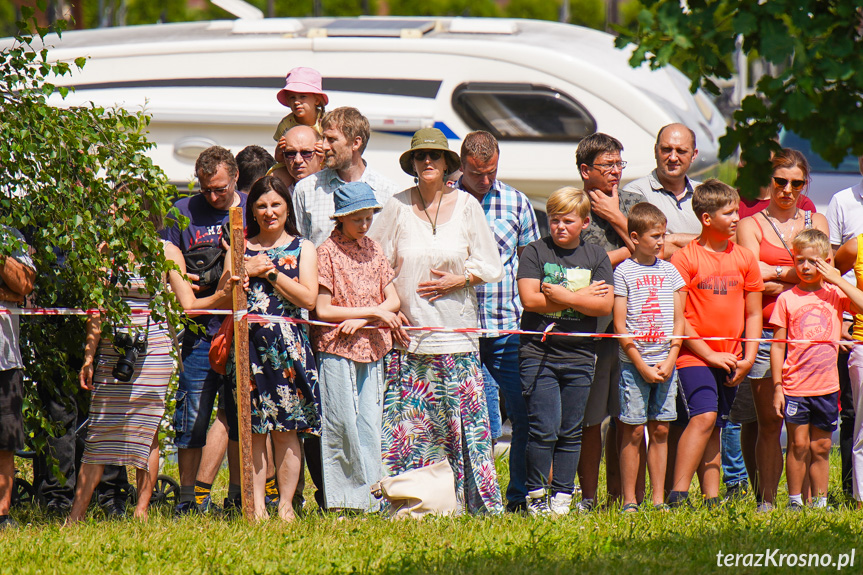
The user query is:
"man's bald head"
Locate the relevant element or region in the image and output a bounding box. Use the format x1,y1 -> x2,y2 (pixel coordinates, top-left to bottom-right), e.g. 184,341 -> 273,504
283,125 -> 323,182
655,123 -> 696,149
654,123 -> 698,185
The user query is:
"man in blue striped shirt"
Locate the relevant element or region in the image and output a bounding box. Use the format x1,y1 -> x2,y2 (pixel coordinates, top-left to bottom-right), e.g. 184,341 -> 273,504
454,131 -> 540,512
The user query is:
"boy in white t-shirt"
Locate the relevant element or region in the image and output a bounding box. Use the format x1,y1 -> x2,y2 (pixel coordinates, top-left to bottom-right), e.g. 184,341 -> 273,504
613,203 -> 685,511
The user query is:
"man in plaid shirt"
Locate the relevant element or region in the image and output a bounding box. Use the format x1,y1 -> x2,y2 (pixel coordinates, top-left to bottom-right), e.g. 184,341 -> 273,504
454,131 -> 540,512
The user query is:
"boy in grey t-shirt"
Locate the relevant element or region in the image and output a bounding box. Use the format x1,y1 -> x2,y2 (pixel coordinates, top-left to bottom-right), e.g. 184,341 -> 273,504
612,203 -> 685,511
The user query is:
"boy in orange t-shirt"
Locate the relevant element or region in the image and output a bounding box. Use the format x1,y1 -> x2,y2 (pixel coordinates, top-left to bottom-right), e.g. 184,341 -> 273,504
667,180 -> 764,507
770,229 -> 863,510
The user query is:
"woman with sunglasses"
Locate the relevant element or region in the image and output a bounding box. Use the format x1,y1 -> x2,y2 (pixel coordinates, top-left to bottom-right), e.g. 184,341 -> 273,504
738,161 -> 817,219
735,148 -> 828,510
368,128 -> 504,514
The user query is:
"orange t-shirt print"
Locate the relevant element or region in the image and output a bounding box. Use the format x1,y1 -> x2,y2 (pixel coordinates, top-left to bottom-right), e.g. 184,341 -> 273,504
671,241 -> 765,369
770,284 -> 849,397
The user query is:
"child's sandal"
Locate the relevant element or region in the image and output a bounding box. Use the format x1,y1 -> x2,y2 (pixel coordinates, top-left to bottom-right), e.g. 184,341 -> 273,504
621,503 -> 639,513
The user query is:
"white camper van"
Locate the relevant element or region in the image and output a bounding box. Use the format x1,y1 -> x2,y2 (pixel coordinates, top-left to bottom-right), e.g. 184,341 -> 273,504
14,16 -> 726,202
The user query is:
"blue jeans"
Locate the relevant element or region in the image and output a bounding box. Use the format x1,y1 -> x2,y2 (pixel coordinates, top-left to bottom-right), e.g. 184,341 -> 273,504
721,422 -> 748,486
482,366 -> 502,440
618,362 -> 677,424
173,334 -> 224,449
480,335 -> 528,505
521,356 -> 593,495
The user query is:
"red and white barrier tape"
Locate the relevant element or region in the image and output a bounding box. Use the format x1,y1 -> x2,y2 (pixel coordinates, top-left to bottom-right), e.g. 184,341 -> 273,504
1,306 -> 858,346
240,312 -> 861,347
0,307 -> 229,316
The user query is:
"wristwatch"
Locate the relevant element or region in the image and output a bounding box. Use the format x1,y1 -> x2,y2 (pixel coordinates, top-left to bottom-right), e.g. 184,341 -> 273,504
267,270 -> 278,282
775,266 -> 783,280
463,269 -> 471,289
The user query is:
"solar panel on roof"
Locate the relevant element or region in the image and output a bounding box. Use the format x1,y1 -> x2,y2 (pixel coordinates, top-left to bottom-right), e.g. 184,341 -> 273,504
309,19 -> 436,38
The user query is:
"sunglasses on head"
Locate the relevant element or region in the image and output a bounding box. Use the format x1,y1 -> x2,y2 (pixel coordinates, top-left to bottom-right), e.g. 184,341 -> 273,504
772,176 -> 806,191
413,150 -> 443,162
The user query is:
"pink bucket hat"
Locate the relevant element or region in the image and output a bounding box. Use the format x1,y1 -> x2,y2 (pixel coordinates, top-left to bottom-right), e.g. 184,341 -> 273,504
276,67 -> 329,107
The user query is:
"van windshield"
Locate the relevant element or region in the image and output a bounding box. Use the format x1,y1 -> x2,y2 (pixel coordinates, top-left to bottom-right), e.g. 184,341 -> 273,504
453,83 -> 595,141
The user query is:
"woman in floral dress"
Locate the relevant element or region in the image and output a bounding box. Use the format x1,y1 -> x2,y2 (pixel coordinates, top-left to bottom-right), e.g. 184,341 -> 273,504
368,129 -> 504,513
228,175 -> 320,521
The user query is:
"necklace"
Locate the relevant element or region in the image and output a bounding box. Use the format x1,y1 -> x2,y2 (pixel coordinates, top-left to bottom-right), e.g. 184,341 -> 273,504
765,208 -> 799,240
416,186 -> 444,235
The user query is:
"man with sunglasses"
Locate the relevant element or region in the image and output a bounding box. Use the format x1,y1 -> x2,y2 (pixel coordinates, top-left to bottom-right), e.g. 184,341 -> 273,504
164,145 -> 247,515
573,132 -> 641,512
292,107 -> 397,247
271,126 -> 323,194
624,124 -> 703,258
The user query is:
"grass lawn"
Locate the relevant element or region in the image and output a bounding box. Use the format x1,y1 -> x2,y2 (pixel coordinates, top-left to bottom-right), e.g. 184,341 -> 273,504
2,451 -> 862,574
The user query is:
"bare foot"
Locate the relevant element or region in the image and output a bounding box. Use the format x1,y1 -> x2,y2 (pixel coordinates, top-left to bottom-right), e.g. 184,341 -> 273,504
278,503 -> 295,522
63,515 -> 82,526
133,508 -> 148,521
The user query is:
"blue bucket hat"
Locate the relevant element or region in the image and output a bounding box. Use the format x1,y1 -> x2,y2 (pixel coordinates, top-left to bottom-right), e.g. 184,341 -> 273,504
331,181 -> 383,219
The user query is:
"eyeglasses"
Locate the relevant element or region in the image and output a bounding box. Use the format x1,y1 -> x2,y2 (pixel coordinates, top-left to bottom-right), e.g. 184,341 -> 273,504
772,176 -> 806,191
591,161 -> 627,173
284,149 -> 316,162
200,184 -> 231,195
413,150 -> 443,162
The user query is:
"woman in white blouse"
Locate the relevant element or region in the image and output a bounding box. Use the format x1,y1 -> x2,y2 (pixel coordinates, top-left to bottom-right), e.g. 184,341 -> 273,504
369,128 -> 504,514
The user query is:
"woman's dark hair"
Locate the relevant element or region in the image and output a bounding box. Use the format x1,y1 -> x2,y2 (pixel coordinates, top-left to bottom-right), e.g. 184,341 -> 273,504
245,175 -> 300,238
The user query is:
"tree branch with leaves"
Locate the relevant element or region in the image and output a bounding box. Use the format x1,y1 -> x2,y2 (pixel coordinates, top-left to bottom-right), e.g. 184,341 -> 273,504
0,2 -> 187,458
616,0 -> 863,194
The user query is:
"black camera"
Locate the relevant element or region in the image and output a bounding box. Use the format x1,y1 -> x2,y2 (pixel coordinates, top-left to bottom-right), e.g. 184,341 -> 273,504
112,329 -> 148,382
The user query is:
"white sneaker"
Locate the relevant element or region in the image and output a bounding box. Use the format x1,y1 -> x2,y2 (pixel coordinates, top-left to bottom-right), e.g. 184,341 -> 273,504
526,488 -> 551,517
549,492 -> 573,516
576,497 -> 596,512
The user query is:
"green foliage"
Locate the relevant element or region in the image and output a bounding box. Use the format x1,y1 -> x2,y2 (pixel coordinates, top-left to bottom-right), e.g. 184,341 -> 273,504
72,0 -> 377,24
0,2 -> 18,37
0,6 -> 184,452
616,0 -> 863,195
567,0 -> 605,29
503,0 -> 561,22
385,0 -> 500,18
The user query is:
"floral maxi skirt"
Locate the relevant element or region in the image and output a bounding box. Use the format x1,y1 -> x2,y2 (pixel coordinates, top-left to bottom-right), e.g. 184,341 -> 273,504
381,349 -> 503,514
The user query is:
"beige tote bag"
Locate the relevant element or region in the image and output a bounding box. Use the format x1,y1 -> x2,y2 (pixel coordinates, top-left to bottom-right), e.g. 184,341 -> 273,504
371,459 -> 458,519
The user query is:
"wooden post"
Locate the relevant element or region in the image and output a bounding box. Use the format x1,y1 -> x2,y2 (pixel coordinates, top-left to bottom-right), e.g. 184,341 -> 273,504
229,207 -> 254,521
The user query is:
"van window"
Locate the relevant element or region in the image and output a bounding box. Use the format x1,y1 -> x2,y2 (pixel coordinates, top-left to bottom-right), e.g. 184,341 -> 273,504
452,83 -> 596,141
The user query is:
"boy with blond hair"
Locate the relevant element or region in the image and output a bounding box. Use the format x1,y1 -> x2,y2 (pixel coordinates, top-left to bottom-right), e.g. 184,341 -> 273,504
517,186 -> 614,516
770,229 -> 863,509
613,202 -> 685,511
667,179 -> 764,507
